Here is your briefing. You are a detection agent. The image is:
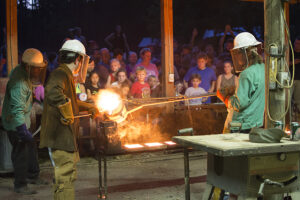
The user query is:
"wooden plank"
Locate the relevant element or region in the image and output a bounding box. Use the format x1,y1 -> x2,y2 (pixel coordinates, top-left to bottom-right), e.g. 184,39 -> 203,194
241,0 -> 298,3
173,134 -> 300,157
264,0 -> 287,128
160,0 -> 175,113
6,0 -> 18,75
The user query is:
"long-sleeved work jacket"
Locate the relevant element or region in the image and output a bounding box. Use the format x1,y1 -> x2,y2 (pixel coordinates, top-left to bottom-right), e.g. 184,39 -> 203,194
40,64 -> 92,152
229,63 -> 265,130
2,65 -> 33,131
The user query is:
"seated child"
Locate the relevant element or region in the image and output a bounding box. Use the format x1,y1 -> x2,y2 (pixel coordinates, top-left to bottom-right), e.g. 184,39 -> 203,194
120,79 -> 131,99
111,68 -> 129,88
130,66 -> 150,98
147,75 -> 162,97
185,74 -> 207,105
106,58 -> 121,88
86,71 -> 101,103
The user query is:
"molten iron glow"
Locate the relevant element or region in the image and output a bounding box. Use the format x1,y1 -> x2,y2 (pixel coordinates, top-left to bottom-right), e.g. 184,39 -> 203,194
164,141 -> 176,145
285,130 -> 291,135
124,144 -> 144,149
96,90 -> 122,115
144,142 -> 163,147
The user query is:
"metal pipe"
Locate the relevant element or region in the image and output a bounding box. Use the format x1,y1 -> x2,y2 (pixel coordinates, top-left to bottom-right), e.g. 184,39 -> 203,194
126,93 -> 217,116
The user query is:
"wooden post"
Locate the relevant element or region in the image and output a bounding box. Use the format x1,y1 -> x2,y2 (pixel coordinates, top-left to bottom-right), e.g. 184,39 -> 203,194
6,0 -> 18,75
264,0 -> 287,128
161,0 -> 174,112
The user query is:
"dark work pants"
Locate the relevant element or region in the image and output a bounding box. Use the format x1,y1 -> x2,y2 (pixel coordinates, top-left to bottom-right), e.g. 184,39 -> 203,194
7,131 -> 40,188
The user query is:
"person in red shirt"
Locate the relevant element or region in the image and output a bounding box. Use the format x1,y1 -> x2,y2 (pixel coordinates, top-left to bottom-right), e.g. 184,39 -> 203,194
130,66 -> 150,98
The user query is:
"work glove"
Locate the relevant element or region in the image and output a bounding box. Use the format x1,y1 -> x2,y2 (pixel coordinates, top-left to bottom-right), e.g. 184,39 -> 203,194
16,124 -> 33,142
217,89 -> 230,107
58,98 -> 74,125
217,86 -> 236,107
88,105 -> 100,119
219,86 -> 236,98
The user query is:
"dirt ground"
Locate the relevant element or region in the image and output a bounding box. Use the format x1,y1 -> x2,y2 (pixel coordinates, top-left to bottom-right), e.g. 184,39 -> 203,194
0,150 -> 208,200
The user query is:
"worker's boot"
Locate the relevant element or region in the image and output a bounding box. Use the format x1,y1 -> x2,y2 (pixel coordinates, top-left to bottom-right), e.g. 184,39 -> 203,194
14,185 -> 37,195
27,177 -> 49,185
53,182 -> 75,200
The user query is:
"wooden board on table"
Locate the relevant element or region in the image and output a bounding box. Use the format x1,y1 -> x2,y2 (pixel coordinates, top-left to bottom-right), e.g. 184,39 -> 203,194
173,134 -> 300,157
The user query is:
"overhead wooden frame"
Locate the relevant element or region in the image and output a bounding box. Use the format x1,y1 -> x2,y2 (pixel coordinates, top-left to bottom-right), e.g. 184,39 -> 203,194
241,0 -> 299,3
6,0 -> 18,75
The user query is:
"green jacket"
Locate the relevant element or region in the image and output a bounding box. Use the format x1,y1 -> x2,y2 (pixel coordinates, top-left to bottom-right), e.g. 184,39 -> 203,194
40,64 -> 92,152
229,63 -> 265,130
1,65 -> 33,131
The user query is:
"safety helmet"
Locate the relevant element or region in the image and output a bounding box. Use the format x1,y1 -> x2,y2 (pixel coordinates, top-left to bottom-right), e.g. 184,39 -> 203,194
59,39 -> 90,84
59,39 -> 86,56
230,32 -> 261,73
232,32 -> 261,50
22,48 -> 47,85
22,48 -> 47,68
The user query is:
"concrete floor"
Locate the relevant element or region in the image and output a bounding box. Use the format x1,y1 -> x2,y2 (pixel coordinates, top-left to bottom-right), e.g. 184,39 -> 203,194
0,150 -> 208,200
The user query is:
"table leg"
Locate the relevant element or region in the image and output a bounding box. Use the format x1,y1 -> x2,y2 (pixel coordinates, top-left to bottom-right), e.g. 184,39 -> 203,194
97,152 -> 108,200
98,152 -> 103,200
202,183 -> 214,200
290,191 -> 300,200
104,155 -> 108,199
184,148 -> 190,200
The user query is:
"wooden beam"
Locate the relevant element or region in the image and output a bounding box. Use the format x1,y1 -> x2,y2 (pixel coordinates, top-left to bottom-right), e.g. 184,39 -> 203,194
6,0 -> 18,75
161,0 -> 175,113
241,0 -> 298,3
264,0 -> 287,128
161,0 -> 174,97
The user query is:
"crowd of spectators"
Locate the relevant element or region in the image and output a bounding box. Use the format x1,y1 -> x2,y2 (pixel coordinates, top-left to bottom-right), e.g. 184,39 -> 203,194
0,24 -> 267,106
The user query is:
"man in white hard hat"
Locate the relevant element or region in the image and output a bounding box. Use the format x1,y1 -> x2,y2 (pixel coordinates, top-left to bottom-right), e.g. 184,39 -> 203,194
217,32 -> 265,133
2,48 -> 48,194
40,39 -> 99,200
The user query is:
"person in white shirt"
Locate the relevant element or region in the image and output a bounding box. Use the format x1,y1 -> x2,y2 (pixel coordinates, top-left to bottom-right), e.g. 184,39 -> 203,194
185,73 -> 207,105
111,68 -> 129,88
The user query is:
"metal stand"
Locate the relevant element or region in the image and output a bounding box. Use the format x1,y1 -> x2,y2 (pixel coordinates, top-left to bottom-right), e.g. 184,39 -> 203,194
98,151 -> 107,200
184,148 -> 190,200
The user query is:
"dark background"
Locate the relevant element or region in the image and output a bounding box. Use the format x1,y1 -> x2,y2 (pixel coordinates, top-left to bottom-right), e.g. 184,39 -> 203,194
0,0 -> 299,53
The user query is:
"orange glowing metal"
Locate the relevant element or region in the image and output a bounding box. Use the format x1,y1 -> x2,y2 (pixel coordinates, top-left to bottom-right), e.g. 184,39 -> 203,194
124,144 -> 144,149
164,141 -> 176,145
285,130 -> 291,135
144,142 -> 163,147
96,90 -> 122,115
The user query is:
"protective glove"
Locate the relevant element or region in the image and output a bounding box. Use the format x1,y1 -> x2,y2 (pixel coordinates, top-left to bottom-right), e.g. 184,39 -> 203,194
88,106 -> 100,119
16,124 -> 33,142
217,89 -> 230,107
58,98 -> 74,125
218,86 -> 236,98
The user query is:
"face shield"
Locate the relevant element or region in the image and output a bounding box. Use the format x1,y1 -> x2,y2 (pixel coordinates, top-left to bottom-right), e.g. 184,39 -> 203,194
230,47 -> 249,73
74,55 -> 90,83
27,64 -> 47,86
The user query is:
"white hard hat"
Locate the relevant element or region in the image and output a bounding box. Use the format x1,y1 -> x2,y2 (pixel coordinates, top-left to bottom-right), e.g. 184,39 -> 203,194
60,39 -> 86,56
233,32 -> 261,50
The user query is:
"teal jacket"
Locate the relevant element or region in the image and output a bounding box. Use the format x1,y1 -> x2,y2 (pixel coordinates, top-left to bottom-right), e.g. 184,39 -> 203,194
229,63 -> 265,130
1,65 -> 33,131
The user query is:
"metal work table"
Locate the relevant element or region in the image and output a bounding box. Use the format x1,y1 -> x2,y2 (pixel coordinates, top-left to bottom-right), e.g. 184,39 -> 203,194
173,134 -> 300,200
